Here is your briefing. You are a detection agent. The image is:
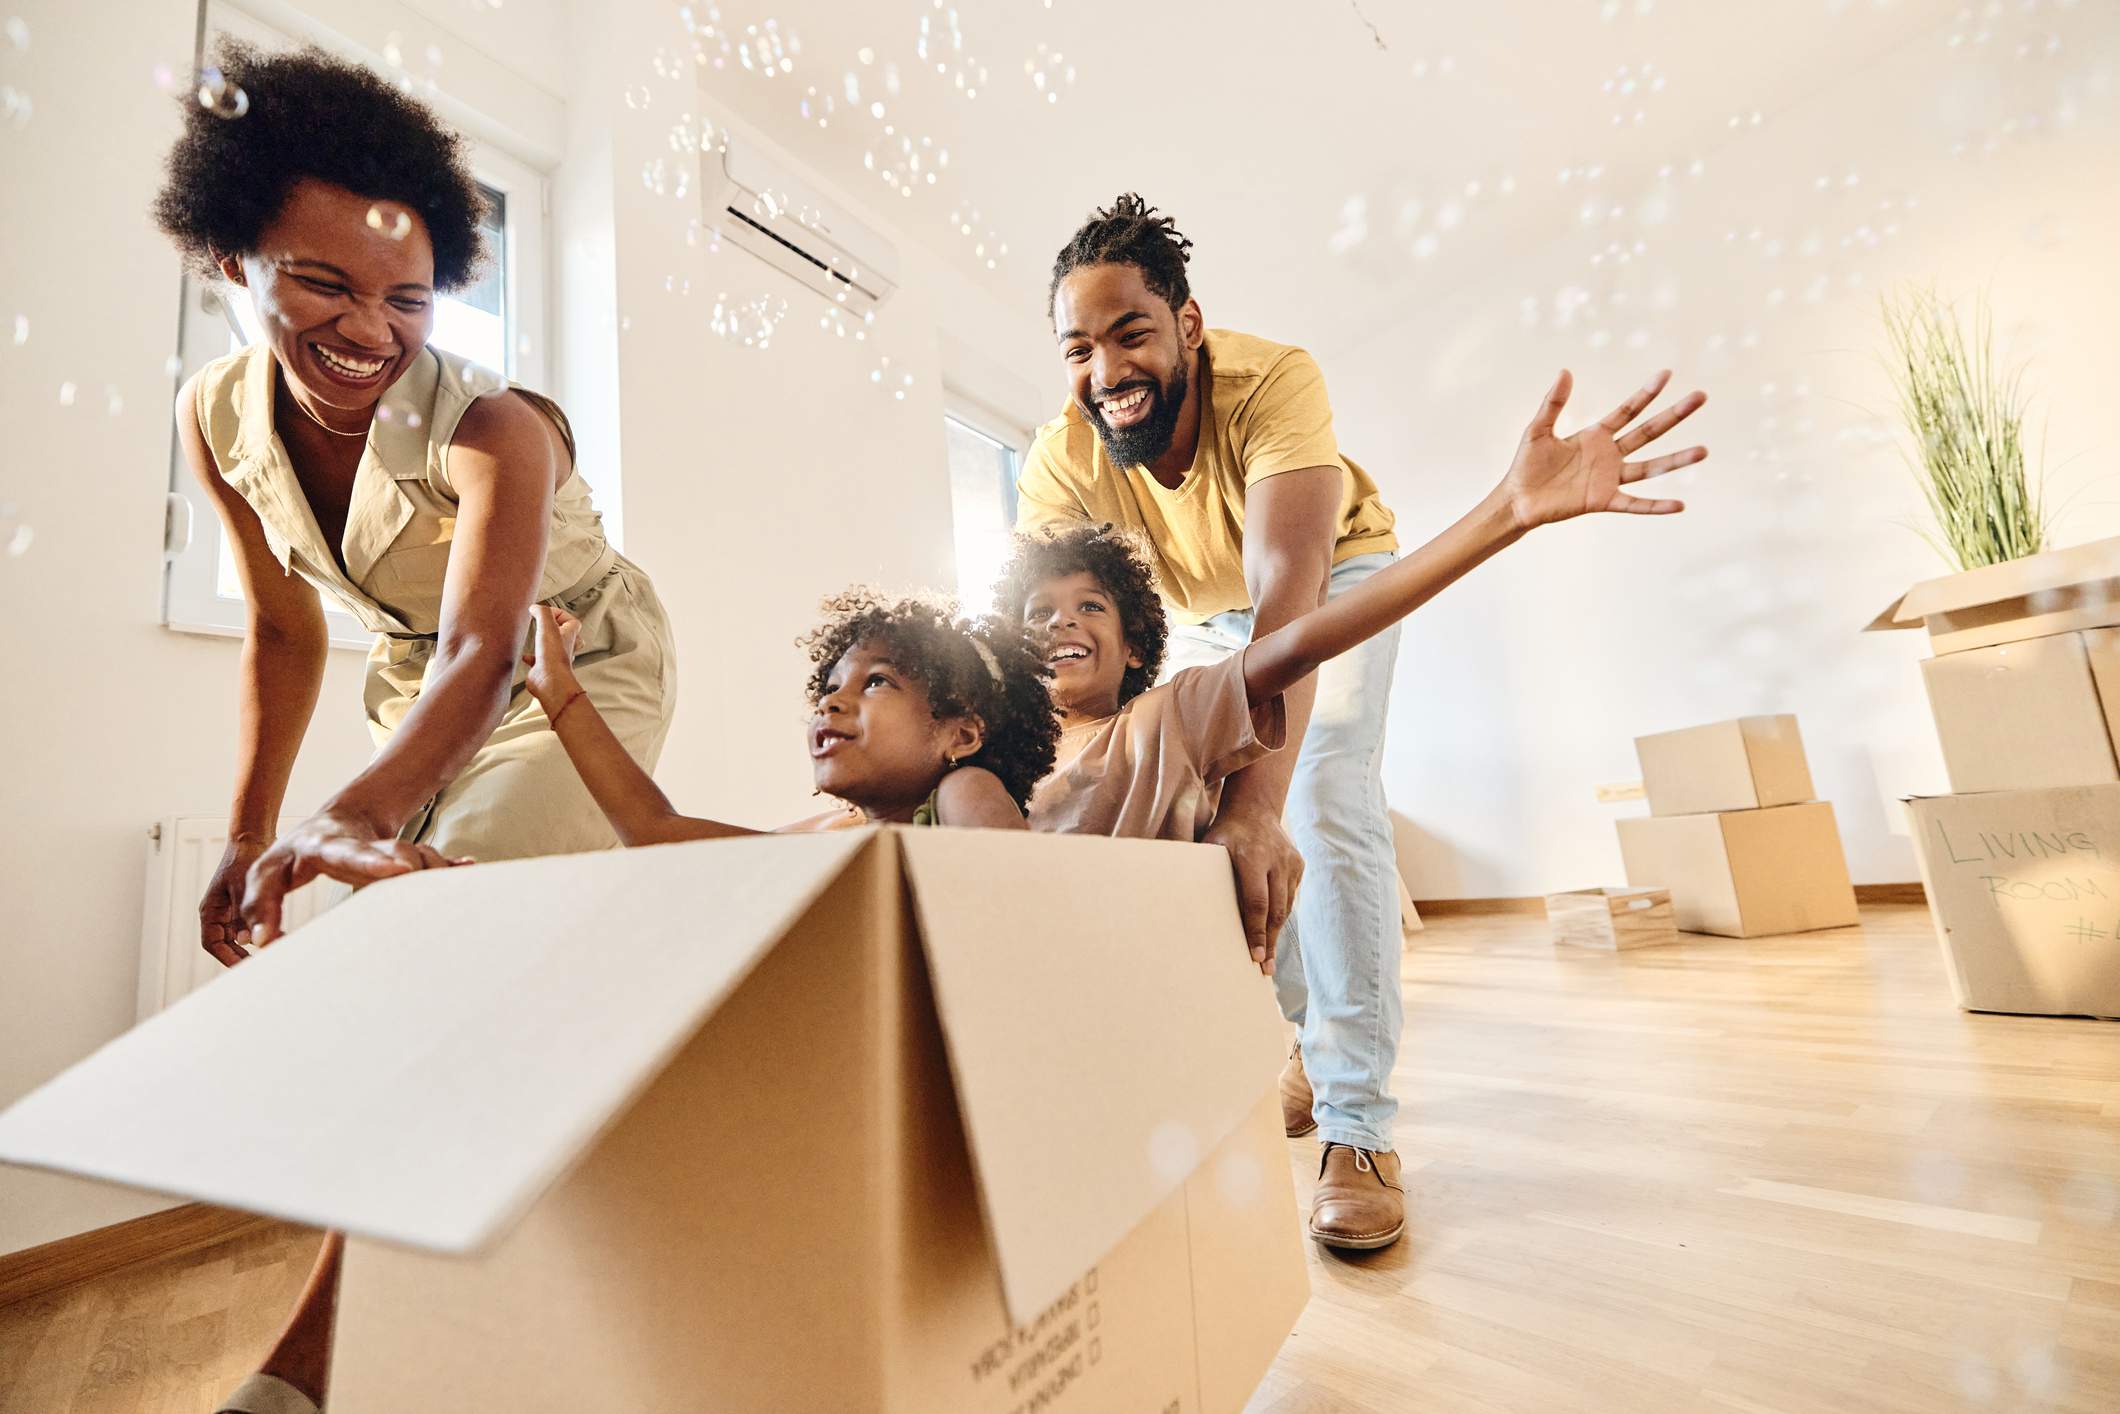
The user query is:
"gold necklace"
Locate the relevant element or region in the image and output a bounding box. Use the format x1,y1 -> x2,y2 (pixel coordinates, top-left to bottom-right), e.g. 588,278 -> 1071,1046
291,396 -> 371,439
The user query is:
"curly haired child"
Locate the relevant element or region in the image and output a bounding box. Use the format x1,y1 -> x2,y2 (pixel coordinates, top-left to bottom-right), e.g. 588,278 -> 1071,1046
525,589 -> 1057,837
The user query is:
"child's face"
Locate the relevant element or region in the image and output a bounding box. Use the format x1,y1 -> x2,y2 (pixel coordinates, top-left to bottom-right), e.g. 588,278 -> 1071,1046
1022,571 -> 1141,719
810,639 -> 983,819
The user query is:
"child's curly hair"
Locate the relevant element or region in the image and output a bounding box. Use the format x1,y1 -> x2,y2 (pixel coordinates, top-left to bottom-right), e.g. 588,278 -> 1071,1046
800,589 -> 1059,812
995,524 -> 1169,706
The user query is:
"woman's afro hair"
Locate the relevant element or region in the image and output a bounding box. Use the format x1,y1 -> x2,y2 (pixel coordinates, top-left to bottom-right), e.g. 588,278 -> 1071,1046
1047,192 -> 1194,320
800,589 -> 1060,812
152,39 -> 489,291
995,523 -> 1168,707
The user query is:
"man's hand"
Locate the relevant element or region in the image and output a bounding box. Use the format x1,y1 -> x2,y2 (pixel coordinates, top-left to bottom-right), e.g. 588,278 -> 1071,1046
1203,806 -> 1304,975
1502,369 -> 1708,529
523,603 -> 584,709
200,836 -> 270,968
241,812 -> 468,946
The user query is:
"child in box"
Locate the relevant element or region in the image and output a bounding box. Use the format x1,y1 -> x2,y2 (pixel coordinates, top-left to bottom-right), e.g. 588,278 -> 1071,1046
525,589 -> 1058,837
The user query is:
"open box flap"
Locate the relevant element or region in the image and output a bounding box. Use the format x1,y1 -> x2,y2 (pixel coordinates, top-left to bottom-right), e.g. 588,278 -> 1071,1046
897,829 -> 1285,1326
0,831 -> 873,1255
1868,535 -> 2120,631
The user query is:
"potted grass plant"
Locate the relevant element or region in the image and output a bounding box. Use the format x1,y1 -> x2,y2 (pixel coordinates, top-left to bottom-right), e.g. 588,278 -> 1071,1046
1880,287 -> 2046,572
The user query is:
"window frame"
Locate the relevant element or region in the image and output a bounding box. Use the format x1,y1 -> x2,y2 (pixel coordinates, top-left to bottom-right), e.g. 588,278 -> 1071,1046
942,390 -> 1032,613
162,4 -> 550,649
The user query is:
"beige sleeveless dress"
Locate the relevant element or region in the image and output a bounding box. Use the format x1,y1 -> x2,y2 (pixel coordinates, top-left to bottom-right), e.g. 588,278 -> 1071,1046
194,342 -> 676,860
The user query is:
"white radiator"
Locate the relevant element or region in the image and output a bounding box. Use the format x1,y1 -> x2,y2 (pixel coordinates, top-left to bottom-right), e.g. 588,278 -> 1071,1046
137,816 -> 345,1021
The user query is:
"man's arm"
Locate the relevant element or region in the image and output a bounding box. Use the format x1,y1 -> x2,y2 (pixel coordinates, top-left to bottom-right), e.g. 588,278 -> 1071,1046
1205,464 -> 1344,969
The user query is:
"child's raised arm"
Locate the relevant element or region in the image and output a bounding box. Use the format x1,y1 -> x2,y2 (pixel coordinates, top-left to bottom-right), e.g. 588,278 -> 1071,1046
524,605 -> 758,846
1242,368 -> 1707,707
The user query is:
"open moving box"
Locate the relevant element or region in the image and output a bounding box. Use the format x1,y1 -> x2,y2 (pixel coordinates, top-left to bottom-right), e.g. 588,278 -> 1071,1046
0,829 -> 1307,1411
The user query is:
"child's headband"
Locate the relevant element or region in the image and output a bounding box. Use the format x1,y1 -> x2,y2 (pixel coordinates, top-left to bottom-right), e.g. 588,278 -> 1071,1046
968,636 -> 1003,684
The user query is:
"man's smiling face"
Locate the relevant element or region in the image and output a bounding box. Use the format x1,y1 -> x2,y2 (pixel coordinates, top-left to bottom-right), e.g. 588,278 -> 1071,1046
1052,262 -> 1202,468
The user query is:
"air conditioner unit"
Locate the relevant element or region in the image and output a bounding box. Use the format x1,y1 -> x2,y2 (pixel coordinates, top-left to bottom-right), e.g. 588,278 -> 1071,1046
701,135 -> 901,317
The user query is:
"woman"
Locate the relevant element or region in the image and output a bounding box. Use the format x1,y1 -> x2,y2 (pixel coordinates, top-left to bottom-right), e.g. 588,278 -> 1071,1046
159,41 -> 675,961
155,42 -> 675,1412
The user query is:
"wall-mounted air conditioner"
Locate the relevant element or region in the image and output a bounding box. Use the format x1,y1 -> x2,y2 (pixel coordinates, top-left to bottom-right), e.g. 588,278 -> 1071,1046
701,134 -> 901,317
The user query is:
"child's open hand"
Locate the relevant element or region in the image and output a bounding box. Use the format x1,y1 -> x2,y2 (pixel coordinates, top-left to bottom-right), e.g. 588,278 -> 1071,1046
1499,369 -> 1708,530
524,603 -> 584,706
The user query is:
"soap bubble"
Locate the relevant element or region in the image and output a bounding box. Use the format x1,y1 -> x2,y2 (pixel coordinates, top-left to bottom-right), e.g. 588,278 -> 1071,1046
405,411 -> 423,429
4,523 -> 31,557
1147,1121 -> 1199,1182
163,354 -> 183,377
105,385 -> 124,416
10,314 -> 23,345
2,85 -> 31,127
4,16 -> 27,50
365,204 -> 412,240
196,66 -> 248,119
57,381 -> 76,407
623,84 -> 651,110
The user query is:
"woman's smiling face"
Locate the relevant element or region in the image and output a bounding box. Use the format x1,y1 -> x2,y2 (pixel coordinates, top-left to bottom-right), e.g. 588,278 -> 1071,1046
219,177 -> 437,423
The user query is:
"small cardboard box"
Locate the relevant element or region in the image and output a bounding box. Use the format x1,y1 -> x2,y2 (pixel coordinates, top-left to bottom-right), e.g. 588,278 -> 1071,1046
1634,715 -> 1815,818
1616,801 -> 1859,937
1868,534 -> 2120,656
1544,886 -> 1677,950
1920,629 -> 2120,793
0,830 -> 1308,1412
1904,787 -> 2120,1018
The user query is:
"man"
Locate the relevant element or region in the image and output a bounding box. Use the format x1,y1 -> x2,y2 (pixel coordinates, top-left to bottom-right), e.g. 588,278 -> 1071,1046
1017,193 -> 1410,1250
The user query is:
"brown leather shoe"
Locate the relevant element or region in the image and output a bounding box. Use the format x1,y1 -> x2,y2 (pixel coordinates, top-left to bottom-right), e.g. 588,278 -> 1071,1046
1279,1041 -> 1317,1137
1307,1144 -> 1404,1250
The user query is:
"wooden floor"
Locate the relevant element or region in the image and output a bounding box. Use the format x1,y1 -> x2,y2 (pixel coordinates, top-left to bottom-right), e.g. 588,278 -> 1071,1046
2,904 -> 2114,1412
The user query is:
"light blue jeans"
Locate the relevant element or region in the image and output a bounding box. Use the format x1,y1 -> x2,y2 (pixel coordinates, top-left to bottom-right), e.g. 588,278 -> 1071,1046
1162,552 -> 1403,1151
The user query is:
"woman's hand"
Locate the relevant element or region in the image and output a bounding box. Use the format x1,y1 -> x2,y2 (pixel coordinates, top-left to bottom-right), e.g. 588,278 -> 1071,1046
1500,369 -> 1708,531
200,835 -> 270,968
241,812 -> 469,946
523,603 -> 584,709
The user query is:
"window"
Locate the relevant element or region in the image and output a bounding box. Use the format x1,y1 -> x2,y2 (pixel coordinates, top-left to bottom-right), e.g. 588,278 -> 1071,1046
163,7 -> 549,648
944,403 -> 1027,614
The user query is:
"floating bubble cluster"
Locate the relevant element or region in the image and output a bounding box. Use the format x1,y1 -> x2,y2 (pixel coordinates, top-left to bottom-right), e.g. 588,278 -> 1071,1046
1602,60 -> 1664,126
917,6 -> 986,98
709,291 -> 790,348
1023,42 -> 1074,104
869,354 -> 916,401
946,206 -> 1007,270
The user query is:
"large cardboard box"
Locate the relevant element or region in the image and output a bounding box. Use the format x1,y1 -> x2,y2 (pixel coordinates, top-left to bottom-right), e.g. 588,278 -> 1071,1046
1616,801 -> 1859,937
1920,628 -> 2120,793
1868,534 -> 2120,655
1905,787 -> 2120,1018
1634,715 -> 1815,817
0,829 -> 1308,1412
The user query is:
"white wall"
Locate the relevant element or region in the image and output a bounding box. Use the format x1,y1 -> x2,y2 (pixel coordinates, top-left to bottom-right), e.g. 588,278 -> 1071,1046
1321,12 -> 2120,898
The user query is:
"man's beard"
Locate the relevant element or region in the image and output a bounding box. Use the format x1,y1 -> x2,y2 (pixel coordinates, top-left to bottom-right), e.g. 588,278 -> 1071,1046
1087,360 -> 1189,469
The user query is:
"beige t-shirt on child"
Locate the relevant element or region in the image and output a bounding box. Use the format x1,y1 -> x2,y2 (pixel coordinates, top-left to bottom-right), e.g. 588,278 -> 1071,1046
1030,650 -> 1286,842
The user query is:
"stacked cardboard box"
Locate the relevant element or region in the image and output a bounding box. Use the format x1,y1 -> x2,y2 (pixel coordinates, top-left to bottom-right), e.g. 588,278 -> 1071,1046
0,829 -> 1309,1411
1615,715 -> 1860,937
1872,537 -> 2120,1017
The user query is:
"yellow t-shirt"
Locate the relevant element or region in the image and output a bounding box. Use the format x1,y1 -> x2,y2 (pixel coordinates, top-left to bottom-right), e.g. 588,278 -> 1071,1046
1014,328 -> 1398,625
